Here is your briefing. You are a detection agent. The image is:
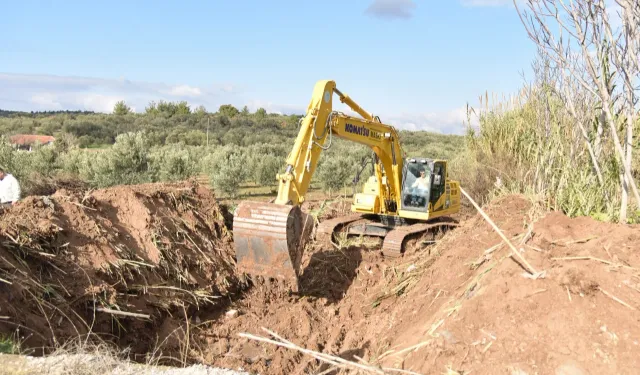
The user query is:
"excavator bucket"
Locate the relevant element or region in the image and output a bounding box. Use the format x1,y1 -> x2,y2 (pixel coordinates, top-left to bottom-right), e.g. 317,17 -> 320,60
232,201 -> 315,289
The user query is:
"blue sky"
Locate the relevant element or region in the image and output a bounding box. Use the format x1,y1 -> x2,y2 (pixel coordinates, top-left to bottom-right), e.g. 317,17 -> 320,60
0,0 -> 538,134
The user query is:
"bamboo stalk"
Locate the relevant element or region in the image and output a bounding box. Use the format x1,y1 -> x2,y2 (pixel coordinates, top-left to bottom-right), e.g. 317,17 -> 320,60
460,187 -> 539,276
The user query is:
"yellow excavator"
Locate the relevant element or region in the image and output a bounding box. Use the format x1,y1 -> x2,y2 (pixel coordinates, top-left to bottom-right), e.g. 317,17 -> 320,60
232,80 -> 461,287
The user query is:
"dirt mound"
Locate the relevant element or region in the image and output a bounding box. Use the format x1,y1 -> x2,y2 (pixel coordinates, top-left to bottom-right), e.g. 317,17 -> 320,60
371,195 -> 640,374
0,181 -> 243,357
3,188 -> 639,374
187,194 -> 640,375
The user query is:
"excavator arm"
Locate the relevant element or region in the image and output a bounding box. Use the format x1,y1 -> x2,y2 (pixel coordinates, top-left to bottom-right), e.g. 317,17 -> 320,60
274,80 -> 404,210
233,80 -> 404,288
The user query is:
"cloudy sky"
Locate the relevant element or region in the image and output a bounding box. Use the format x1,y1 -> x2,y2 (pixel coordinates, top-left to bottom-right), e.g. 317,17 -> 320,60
1,0 -> 540,134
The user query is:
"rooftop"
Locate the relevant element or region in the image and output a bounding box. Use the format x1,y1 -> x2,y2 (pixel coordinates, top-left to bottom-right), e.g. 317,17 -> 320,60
9,134 -> 56,146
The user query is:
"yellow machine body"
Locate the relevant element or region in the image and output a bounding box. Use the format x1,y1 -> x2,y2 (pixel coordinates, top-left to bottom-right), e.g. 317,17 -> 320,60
232,80 -> 460,287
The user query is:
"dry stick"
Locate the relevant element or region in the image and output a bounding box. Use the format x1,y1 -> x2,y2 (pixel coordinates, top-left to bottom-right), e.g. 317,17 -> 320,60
239,329 -> 389,374
95,307 -> 151,319
265,327 -> 392,373
553,256 -> 638,271
352,355 -> 423,375
0,276 -> 12,285
459,188 -> 538,275
381,340 -> 433,360
599,288 -> 636,311
624,283 -> 640,295
524,288 -> 547,298
239,332 -> 366,372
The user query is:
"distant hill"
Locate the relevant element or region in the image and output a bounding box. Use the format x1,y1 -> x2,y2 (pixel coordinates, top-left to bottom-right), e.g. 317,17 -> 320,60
0,109 -> 96,118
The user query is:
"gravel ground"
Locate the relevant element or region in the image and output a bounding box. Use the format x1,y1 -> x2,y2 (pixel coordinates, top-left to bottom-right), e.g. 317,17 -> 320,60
0,353 -> 252,375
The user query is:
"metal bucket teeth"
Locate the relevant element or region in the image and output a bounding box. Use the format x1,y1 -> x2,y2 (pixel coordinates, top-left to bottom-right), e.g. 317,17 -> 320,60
233,201 -> 314,288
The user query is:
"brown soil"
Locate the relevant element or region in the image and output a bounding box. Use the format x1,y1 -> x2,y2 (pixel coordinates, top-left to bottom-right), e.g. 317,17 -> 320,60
2,186 -> 639,375
0,181 -> 243,359
191,194 -> 640,375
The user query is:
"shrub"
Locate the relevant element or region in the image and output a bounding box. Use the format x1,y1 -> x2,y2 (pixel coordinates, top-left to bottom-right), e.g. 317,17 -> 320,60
203,145 -> 250,198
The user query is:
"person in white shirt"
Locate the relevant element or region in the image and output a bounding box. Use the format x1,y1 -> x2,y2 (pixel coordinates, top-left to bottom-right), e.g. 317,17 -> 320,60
0,167 -> 21,206
411,169 -> 431,191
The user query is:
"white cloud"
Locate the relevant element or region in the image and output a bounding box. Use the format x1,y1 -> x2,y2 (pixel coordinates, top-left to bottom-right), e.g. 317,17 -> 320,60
30,93 -> 62,110
365,0 -> 416,19
0,72 -> 470,134
244,99 -> 305,115
382,106 -> 474,134
0,73 -> 241,114
166,84 -> 202,97
76,93 -> 127,113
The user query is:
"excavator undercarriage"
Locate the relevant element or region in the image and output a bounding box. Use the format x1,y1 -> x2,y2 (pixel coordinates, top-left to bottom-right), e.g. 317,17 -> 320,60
314,214 -> 459,257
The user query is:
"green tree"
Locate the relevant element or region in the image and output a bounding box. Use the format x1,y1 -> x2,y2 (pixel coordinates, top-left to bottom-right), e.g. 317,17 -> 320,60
113,100 -> 132,115
253,154 -> 282,186
255,108 -> 267,119
219,104 -> 240,118
195,105 -> 207,116
316,156 -> 353,195
241,106 -> 250,116
204,145 -> 249,198
175,101 -> 191,115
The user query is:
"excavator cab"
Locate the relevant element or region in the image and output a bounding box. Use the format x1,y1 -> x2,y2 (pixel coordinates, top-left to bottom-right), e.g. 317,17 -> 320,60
401,158 -> 434,212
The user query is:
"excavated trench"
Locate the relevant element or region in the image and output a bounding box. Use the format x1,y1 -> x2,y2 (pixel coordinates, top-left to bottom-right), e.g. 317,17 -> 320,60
2,184 -> 639,375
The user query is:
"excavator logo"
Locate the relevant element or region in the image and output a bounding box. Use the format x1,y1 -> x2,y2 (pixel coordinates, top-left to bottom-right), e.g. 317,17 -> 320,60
345,123 -> 370,137
345,123 -> 382,140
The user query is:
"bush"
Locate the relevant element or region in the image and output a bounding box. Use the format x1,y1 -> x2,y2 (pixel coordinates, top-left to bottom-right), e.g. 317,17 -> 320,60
203,145 -> 250,198
252,154 -> 282,187
148,145 -> 202,182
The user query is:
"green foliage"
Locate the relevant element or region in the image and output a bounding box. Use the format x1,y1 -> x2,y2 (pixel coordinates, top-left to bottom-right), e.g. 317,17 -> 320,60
203,145 -> 250,197
255,108 -> 267,119
78,132 -> 152,187
452,79 -> 632,219
0,336 -> 19,354
148,144 -> 202,182
113,100 -> 132,115
316,156 -> 353,193
146,100 -> 191,116
0,104 -> 467,200
251,154 -> 282,187
218,104 -> 240,118
195,105 -> 207,116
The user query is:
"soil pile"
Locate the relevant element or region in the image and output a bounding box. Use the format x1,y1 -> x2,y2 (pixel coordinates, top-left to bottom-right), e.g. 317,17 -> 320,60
0,181 -> 243,358
2,186 -> 639,375
372,195 -> 640,374
191,195 -> 640,375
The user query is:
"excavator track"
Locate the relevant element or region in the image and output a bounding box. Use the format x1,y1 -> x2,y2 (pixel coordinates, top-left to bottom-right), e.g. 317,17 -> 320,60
382,221 -> 459,258
314,213 -> 363,247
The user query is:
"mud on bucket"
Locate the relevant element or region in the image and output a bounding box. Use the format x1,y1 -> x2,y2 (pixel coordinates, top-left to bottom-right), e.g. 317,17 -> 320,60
232,201 -> 315,290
